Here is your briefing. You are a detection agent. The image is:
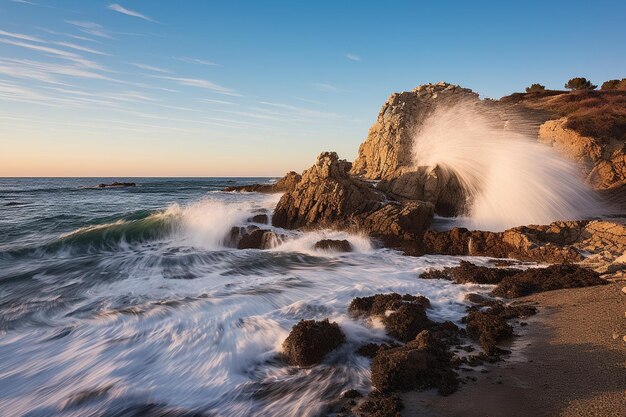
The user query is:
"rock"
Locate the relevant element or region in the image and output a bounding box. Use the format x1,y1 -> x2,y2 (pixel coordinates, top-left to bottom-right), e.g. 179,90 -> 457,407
349,293 -> 432,342
376,166 -> 467,217
351,83 -> 479,180
356,342 -> 400,358
491,264 -> 605,298
465,308 -> 513,356
282,319 -> 345,367
370,330 -> 458,395
342,389 -> 362,399
465,293 -> 499,307
357,391 -> 404,417
313,239 -> 352,252
237,229 -> 279,249
97,182 -> 136,188
272,152 -> 434,242
272,152 -> 383,229
464,303 -> 537,355
249,214 -> 269,224
224,171 -> 302,193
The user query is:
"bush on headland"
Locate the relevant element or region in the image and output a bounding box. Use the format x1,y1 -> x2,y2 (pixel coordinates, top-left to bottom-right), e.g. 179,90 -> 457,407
564,77 -> 597,91
601,78 -> 626,90
525,83 -> 546,93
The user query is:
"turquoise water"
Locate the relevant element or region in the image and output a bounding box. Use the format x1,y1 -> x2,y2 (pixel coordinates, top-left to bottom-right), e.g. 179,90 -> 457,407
0,178 -> 482,417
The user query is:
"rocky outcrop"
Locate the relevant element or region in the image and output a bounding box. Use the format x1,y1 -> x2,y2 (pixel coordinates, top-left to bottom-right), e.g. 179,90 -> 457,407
313,239 -> 352,252
419,219 -> 626,276
539,118 -> 626,189
97,182 -> 136,188
351,82 -> 479,180
370,330 -> 458,395
282,319 -> 345,367
224,171 -> 301,193
272,152 -> 434,243
237,229 -> 280,249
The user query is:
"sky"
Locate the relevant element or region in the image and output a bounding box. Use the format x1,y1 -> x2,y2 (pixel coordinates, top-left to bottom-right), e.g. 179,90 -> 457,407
1,0 -> 625,177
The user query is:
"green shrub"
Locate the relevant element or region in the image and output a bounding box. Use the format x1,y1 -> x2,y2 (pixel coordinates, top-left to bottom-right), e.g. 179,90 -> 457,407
525,83 -> 546,93
565,77 -> 597,91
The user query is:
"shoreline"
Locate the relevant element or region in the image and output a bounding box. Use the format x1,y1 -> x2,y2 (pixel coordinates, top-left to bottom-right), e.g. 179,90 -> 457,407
401,282 -> 626,417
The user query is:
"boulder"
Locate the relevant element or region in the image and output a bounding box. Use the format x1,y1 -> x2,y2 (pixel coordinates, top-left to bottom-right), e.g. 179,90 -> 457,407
282,319 -> 345,367
237,229 -> 279,249
248,213 -> 269,224
313,239 -> 352,252
97,182 -> 136,188
349,293 -> 432,342
421,260 -> 518,285
370,330 -> 458,395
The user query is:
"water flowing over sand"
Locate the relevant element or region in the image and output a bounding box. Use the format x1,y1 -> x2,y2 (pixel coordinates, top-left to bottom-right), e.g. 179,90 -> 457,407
412,104 -> 602,231
0,178 -> 491,417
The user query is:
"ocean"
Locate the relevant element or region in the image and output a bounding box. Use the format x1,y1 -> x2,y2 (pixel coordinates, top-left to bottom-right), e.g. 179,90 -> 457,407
0,178 -> 489,417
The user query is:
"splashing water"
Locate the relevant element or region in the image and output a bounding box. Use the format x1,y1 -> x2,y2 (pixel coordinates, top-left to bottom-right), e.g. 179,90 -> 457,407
412,104 -> 602,231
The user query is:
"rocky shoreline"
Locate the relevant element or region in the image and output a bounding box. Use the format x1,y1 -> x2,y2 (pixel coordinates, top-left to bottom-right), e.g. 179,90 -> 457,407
221,82 -> 626,416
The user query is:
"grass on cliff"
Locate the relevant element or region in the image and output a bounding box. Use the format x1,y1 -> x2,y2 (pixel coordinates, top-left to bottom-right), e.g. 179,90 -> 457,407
501,90 -> 626,141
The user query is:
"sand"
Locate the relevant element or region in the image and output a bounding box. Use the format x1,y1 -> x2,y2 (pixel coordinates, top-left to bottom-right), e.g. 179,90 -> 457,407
401,282 -> 626,417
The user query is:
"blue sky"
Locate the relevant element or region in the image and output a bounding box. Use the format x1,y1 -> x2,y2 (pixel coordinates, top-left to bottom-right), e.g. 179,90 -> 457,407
1,0 -> 625,176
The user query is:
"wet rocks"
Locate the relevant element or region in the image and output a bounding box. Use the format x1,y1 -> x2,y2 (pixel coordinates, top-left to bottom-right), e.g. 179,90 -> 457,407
349,293 -> 432,342
272,152 -> 435,241
357,391 -> 404,417
237,229 -> 279,249
282,319 -> 345,367
314,239 -> 352,252
492,264 -> 604,298
421,260 -> 518,284
97,182 -> 136,188
248,213 -> 269,224
224,171 -> 302,193
370,330 -> 459,395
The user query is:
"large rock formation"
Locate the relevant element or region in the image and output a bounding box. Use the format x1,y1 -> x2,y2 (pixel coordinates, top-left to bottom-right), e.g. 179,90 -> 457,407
539,118 -> 626,189
351,82 -> 479,180
419,219 -> 626,277
272,152 -> 434,243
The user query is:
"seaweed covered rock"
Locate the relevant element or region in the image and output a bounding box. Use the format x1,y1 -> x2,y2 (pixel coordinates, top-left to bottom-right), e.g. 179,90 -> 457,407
357,391 -> 404,417
465,303 -> 536,355
313,239 -> 352,252
282,319 -> 345,367
370,330 -> 458,395
349,293 -> 433,342
421,260 -> 518,284
492,264 -> 604,298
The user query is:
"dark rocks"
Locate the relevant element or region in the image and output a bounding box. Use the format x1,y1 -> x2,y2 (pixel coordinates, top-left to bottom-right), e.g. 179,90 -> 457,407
343,389 -> 362,399
237,229 -> 279,249
492,264 -> 604,298
249,214 -> 269,224
97,182 -> 136,188
464,303 -> 537,355
272,152 -> 434,243
313,239 -> 352,252
349,293 -> 432,342
370,330 -> 459,395
422,261 -> 518,284
357,391 -> 404,417
224,171 -> 302,193
282,319 -> 345,367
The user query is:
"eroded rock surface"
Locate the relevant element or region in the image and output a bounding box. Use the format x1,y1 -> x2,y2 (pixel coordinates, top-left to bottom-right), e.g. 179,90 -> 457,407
224,171 -> 301,193
282,319 -> 345,367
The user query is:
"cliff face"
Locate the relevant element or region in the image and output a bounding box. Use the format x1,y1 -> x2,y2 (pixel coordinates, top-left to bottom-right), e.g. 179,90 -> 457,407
350,82 -> 479,180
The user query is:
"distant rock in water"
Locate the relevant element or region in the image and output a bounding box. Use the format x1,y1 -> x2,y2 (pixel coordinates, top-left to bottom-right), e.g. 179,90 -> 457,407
97,182 -> 136,188
313,239 -> 352,252
282,319 -> 345,366
237,229 -> 280,250
223,171 -> 301,193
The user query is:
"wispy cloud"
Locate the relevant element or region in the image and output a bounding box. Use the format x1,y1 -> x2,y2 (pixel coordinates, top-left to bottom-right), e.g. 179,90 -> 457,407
198,98 -> 236,105
0,29 -> 45,43
66,21 -> 114,39
131,63 -> 172,73
315,83 -> 341,93
258,101 -> 340,119
173,56 -> 220,66
107,3 -> 155,22
346,53 -> 361,62
0,38 -> 108,71
155,75 -> 238,96
55,41 -> 109,55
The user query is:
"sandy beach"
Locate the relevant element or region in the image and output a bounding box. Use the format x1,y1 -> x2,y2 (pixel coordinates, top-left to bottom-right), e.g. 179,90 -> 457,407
401,282 -> 626,417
